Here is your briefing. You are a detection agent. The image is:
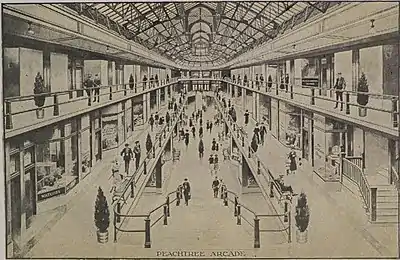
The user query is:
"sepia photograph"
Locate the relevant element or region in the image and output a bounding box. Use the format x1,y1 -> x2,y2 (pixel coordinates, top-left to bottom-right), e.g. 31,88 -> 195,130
1,1 -> 399,259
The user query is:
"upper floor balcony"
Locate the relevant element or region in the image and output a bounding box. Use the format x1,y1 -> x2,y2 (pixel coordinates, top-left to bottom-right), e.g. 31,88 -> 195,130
224,78 -> 399,137
4,78 -> 178,139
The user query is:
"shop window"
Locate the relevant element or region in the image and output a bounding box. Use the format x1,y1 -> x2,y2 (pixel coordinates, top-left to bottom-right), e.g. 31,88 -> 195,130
102,115 -> 118,150
81,128 -> 91,179
150,90 -> 157,113
132,95 -> 144,126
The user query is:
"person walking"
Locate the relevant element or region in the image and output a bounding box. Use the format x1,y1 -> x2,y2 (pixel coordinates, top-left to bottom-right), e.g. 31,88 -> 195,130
111,159 -> 123,193
334,72 -> 346,111
120,143 -> 134,175
244,110 -> 250,126
209,121 -> 213,133
219,178 -> 226,199
251,134 -> 258,154
206,120 -> 210,133
259,122 -> 266,145
154,112 -> 159,123
198,139 -> 204,159
214,154 -> 219,172
176,185 -> 183,206
93,74 -> 101,102
166,111 -> 171,126
182,178 -> 191,206
184,129 -> 190,148
149,114 -> 155,132
254,123 -> 260,144
212,177 -> 220,198
288,148 -> 298,175
191,125 -> 196,138
133,141 -> 141,171
208,154 -> 214,173
199,126 -> 204,138
211,138 -> 218,152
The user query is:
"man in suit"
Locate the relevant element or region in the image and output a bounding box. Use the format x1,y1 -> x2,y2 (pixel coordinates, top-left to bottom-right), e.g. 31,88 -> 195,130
120,143 -> 134,175
133,141 -> 141,171
334,72 -> 346,111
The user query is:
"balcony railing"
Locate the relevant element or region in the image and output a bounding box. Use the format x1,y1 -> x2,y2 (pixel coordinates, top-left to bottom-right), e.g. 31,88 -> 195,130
3,78 -> 178,135
225,78 -> 399,132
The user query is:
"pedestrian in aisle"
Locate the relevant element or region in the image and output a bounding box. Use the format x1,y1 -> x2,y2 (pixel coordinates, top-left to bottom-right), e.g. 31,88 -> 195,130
111,159 -> 123,193
93,74 -> 101,102
244,110 -> 250,125
212,177 -> 220,198
209,154 -> 214,173
184,129 -> 190,148
176,185 -> 183,206
166,111 -> 171,126
209,121 -> 213,133
198,139 -> 204,159
254,123 -> 260,144
259,122 -> 266,145
206,120 -> 210,133
189,117 -> 193,127
133,141 -> 141,172
120,143 -> 134,175
333,72 -> 346,111
211,138 -> 218,152
191,125 -> 196,138
214,154 -> 219,172
287,148 -> 298,175
155,112 -> 159,123
149,114 -> 155,132
182,178 -> 191,206
199,126 -> 204,138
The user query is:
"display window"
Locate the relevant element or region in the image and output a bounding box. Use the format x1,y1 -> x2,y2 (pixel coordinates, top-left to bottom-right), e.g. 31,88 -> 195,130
132,95 -> 144,126
279,103 -> 301,149
102,115 -> 119,150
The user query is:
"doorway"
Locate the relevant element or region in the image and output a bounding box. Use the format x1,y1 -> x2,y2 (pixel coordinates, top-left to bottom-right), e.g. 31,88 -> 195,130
24,169 -> 36,229
10,176 -> 21,243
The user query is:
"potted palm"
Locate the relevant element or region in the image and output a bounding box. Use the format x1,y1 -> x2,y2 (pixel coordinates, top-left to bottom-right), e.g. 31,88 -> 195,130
94,187 -> 110,243
33,72 -> 47,119
356,72 -> 369,117
146,133 -> 153,158
295,192 -> 310,243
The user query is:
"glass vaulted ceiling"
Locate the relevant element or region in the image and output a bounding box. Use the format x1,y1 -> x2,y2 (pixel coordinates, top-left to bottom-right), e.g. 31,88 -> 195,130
64,2 -> 335,68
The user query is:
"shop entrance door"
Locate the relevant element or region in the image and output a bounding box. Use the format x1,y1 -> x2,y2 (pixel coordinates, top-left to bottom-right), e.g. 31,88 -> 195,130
10,176 -> 21,243
95,131 -> 102,161
24,169 -> 36,229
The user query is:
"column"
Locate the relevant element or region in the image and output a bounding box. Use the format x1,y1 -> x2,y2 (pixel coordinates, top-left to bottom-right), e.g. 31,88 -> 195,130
256,93 -> 260,121
252,91 -> 257,119
18,143 -> 26,239
241,155 -> 249,187
155,157 -> 162,189
146,92 -> 151,121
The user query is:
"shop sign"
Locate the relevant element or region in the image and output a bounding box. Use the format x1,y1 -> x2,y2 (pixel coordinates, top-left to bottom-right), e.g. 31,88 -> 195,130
38,187 -> 65,201
302,77 -> 319,87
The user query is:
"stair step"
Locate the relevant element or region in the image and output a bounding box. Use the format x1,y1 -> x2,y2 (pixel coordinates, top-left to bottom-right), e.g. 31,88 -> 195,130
377,210 -> 398,216
374,215 -> 398,223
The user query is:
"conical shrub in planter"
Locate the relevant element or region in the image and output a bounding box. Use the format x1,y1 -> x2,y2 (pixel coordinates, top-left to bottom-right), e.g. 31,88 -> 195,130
295,192 -> 310,243
94,187 -> 110,243
356,72 -> 369,117
33,72 -> 47,119
146,133 -> 153,159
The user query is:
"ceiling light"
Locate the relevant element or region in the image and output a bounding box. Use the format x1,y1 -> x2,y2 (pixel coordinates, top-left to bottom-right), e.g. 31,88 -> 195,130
106,46 -> 110,53
292,44 -> 296,50
27,22 -> 35,35
369,19 -> 377,34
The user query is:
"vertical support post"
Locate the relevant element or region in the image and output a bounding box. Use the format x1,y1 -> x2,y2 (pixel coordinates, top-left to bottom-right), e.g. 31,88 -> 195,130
116,202 -> 121,223
124,84 -> 127,96
224,191 -> 228,206
114,214 -> 117,243
370,187 -> 377,222
392,97 -> 398,128
290,85 -> 293,99
130,181 -> 135,198
166,196 -> 170,217
144,217 -> 151,248
288,210 -> 292,243
144,161 -> 147,175
163,205 -> 168,225
284,201 -> 288,222
242,136 -> 245,147
254,217 -> 260,248
310,88 -> 315,105
234,197 -> 238,217
109,86 -> 113,100
153,146 -> 156,158
53,95 -> 59,116
237,204 -> 242,225
248,146 -> 251,158
257,160 -> 261,175
5,101 -> 13,129
345,92 -> 350,114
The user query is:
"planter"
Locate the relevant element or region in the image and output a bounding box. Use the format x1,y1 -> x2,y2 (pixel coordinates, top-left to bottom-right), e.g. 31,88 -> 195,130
358,106 -> 367,117
36,108 -> 45,119
147,151 -> 152,159
296,229 -> 308,243
97,230 -> 108,243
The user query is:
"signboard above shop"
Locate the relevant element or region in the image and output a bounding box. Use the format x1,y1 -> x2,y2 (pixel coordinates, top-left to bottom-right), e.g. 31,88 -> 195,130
302,77 -> 319,87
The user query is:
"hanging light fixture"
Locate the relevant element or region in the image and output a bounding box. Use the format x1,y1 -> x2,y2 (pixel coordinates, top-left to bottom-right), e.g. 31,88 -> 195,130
292,44 -> 296,50
106,46 -> 110,53
27,22 -> 35,35
369,19 -> 377,34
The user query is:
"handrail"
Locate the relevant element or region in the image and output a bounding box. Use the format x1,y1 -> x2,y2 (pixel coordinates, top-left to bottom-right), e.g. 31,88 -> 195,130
342,157 -> 371,213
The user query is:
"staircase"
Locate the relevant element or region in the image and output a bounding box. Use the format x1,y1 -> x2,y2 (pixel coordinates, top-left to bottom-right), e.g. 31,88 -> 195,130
367,168 -> 399,223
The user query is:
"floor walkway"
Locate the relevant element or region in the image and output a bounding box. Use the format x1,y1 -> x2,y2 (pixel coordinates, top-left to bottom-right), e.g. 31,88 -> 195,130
219,93 -> 398,258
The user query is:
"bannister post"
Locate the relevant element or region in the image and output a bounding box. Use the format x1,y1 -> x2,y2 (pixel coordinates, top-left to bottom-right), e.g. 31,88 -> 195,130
254,217 -> 260,248
144,161 -> 147,175
159,137 -> 162,147
53,95 -> 59,116
116,202 -> 121,223
130,181 -> 135,198
166,196 -> 170,217
248,146 -> 251,158
113,214 -> 117,243
163,205 -> 168,225
270,182 -> 274,198
153,146 -> 156,158
237,204 -> 242,225
234,197 -> 238,217
290,85 -> 293,99
5,101 -> 13,129
392,97 -> 398,128
284,201 -> 288,222
345,92 -> 350,114
370,187 -> 377,222
144,217 -> 151,248
310,88 -> 315,105
224,191 -> 228,206
275,84 -> 279,96
88,91 -> 92,106
242,136 -> 245,147
124,84 -> 127,96
257,160 -> 261,175
109,86 -> 113,100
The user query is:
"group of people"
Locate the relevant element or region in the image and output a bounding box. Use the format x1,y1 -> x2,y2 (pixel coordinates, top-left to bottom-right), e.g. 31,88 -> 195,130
176,178 -> 191,206
83,74 -> 101,103
149,111 -> 171,131
211,176 -> 226,199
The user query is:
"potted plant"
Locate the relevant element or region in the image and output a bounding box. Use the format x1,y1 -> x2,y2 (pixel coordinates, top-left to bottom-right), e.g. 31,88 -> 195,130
146,133 -> 153,158
295,192 -> 310,243
33,72 -> 47,119
94,187 -> 110,243
356,72 -> 369,117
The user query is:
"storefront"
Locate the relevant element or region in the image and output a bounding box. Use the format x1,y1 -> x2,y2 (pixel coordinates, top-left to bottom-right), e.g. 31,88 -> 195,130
313,115 -> 346,181
301,111 -> 313,163
259,95 -> 271,130
278,102 -> 301,149
132,95 -> 144,126
160,87 -> 166,107
101,113 -> 119,150
150,90 -> 157,115
271,99 -> 279,137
